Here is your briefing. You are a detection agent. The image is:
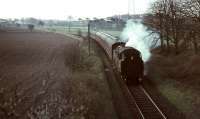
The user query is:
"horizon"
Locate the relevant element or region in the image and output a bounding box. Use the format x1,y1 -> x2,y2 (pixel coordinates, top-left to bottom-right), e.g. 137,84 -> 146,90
0,13 -> 147,21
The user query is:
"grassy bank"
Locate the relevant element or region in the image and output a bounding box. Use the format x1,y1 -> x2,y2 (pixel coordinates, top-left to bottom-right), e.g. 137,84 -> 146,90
147,50 -> 200,119
65,39 -> 118,119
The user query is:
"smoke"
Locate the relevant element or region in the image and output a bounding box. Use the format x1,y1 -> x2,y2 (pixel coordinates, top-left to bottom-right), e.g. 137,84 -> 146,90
120,20 -> 152,62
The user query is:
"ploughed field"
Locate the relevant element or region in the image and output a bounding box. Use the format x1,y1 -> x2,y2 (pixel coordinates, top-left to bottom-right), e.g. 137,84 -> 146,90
0,30 -> 117,119
0,31 -> 82,118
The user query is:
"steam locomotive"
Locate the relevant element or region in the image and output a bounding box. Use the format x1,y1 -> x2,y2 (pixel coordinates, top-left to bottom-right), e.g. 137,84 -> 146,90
92,32 -> 144,85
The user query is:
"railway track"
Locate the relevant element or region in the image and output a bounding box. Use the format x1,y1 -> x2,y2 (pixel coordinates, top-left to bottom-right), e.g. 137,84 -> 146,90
113,72 -> 167,119
113,70 -> 167,119
128,85 -> 167,119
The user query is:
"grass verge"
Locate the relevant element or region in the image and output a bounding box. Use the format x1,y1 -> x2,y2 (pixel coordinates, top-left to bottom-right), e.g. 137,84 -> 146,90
147,50 -> 200,119
65,40 -> 118,119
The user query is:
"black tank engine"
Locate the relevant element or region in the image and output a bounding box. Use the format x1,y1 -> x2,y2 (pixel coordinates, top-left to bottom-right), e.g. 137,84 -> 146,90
92,32 -> 144,85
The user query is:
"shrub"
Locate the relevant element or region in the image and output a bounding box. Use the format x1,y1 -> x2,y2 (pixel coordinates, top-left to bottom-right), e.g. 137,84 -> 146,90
77,29 -> 82,37
27,24 -> 34,32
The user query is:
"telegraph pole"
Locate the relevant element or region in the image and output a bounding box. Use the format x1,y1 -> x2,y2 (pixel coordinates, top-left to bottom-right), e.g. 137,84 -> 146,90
128,0 -> 136,19
128,0 -> 130,18
133,0 -> 135,15
88,21 -> 91,56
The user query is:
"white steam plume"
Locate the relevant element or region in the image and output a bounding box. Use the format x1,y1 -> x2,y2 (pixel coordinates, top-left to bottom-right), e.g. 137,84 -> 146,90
120,20 -> 152,62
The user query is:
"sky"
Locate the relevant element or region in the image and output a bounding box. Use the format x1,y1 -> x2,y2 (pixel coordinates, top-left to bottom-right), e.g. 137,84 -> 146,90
0,0 -> 153,20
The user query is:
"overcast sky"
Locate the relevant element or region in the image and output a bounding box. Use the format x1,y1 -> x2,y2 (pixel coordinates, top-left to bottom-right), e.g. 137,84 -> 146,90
0,0 -> 153,20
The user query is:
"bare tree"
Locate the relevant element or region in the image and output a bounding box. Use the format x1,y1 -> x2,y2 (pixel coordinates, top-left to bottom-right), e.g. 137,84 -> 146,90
182,0 -> 200,53
151,0 -> 188,54
151,0 -> 169,52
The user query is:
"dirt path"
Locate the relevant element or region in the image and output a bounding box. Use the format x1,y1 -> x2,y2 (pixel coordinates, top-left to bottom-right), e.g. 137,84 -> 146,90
0,31 -> 76,118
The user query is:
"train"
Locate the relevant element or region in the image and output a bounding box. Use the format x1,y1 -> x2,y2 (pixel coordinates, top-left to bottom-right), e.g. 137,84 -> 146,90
91,32 -> 144,85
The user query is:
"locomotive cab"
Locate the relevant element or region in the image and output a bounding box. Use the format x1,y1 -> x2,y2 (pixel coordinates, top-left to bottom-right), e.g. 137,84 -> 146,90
111,42 -> 125,60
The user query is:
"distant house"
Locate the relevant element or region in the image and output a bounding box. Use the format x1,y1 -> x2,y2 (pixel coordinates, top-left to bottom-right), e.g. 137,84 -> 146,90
0,19 -> 9,29
107,14 -> 144,22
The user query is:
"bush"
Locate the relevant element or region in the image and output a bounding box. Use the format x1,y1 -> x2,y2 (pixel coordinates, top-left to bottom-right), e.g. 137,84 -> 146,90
77,29 -> 82,37
27,24 -> 34,32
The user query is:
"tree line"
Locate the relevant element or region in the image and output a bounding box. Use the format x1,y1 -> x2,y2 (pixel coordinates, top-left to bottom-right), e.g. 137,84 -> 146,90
148,0 -> 200,54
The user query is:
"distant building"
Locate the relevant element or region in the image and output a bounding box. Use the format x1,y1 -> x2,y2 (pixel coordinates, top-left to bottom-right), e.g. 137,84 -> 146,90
0,19 -> 9,29
107,14 -> 144,22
